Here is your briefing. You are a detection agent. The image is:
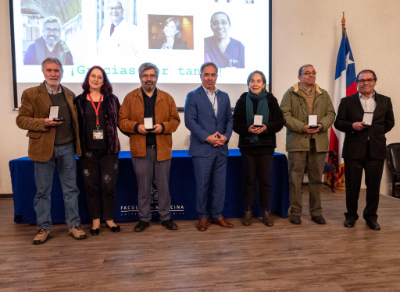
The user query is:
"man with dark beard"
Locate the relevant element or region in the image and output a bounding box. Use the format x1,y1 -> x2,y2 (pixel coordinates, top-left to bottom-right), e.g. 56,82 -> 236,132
119,62 -> 180,232
24,16 -> 74,65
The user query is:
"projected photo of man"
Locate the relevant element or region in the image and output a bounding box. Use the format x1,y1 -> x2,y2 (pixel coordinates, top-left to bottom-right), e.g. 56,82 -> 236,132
23,16 -> 73,65
148,15 -> 193,50
204,12 -> 245,68
97,0 -> 138,58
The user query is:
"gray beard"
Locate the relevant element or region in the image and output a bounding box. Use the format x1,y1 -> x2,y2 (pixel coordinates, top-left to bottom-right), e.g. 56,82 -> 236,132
45,38 -> 59,47
143,84 -> 156,93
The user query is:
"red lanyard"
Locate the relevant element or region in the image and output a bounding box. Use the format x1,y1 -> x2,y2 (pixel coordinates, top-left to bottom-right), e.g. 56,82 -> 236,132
88,94 -> 103,127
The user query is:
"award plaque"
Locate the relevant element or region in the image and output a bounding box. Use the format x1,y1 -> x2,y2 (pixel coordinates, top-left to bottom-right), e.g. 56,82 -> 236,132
362,112 -> 374,127
144,117 -> 154,131
308,114 -> 318,129
48,105 -> 66,122
253,114 -> 263,127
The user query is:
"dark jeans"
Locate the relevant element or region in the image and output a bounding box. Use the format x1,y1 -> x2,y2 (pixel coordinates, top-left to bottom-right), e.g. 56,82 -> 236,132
242,152 -> 273,209
344,143 -> 384,222
80,149 -> 119,220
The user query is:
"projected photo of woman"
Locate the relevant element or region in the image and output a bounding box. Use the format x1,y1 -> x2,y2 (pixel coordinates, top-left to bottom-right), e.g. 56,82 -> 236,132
204,11 -> 245,68
154,17 -> 188,50
149,15 -> 193,50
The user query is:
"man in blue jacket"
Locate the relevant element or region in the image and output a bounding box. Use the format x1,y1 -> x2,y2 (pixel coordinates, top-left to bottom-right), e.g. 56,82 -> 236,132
184,62 -> 234,231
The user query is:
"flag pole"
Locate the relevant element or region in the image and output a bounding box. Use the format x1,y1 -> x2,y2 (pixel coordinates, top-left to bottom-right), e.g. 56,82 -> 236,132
335,12 -> 347,191
342,12 -> 345,33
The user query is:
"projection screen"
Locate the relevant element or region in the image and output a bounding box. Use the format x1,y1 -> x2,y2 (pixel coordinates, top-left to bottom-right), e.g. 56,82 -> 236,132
10,0 -> 272,109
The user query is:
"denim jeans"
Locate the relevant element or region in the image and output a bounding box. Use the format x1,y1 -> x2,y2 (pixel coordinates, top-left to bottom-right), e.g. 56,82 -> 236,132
34,143 -> 81,229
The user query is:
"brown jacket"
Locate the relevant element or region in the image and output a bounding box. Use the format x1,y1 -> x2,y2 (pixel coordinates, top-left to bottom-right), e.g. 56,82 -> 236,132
119,88 -> 180,161
16,82 -> 82,162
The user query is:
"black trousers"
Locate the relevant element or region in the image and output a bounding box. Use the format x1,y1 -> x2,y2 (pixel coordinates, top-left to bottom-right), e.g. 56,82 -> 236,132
80,149 -> 119,220
344,143 -> 384,222
242,153 -> 273,209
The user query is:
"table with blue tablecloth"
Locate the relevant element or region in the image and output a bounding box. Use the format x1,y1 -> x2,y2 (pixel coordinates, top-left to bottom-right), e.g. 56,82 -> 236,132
9,150 -> 290,224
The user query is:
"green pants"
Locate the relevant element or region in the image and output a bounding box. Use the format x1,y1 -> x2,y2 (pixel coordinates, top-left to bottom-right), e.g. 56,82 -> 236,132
288,140 -> 326,217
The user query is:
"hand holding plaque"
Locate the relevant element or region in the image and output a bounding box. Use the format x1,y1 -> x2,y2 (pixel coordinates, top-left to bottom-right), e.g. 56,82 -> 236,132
362,112 -> 374,127
144,117 -> 154,131
253,114 -> 263,127
48,105 -> 66,122
308,114 -> 318,129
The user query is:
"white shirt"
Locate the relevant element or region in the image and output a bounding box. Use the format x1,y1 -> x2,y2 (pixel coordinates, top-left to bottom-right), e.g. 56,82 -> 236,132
97,18 -> 138,62
359,92 -> 376,140
202,85 -> 218,117
359,92 -> 377,113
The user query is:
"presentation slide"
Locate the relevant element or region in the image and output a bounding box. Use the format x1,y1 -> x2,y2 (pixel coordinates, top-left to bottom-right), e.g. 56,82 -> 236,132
11,0 -> 270,108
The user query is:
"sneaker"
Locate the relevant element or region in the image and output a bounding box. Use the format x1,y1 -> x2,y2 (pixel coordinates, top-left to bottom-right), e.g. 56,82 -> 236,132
311,215 -> 326,225
290,214 -> 301,225
33,228 -> 52,244
134,221 -> 150,232
162,219 -> 178,230
68,225 -> 87,240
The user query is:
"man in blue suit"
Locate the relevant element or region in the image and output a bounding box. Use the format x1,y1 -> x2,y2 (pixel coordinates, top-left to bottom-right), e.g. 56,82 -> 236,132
184,62 -> 234,231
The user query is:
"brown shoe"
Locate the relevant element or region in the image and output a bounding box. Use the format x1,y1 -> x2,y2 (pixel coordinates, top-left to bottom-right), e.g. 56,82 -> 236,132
212,216 -> 233,228
263,211 -> 274,227
33,229 -> 52,244
197,218 -> 207,231
68,225 -> 87,240
242,211 -> 253,226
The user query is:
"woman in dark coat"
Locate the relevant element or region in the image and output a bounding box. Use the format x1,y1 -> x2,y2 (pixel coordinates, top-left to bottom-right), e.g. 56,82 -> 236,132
233,70 -> 284,227
74,66 -> 123,236
153,17 -> 188,50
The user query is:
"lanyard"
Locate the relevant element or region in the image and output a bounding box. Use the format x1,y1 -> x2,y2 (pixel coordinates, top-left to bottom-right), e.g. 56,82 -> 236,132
88,93 -> 103,129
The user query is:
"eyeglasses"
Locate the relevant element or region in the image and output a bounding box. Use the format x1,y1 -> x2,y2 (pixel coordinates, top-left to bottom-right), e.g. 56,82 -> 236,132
43,28 -> 60,34
142,74 -> 157,80
211,21 -> 229,27
302,71 -> 317,76
357,78 -> 375,84
107,6 -> 122,11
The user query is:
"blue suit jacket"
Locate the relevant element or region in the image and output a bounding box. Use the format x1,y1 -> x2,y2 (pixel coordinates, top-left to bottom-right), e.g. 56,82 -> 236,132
184,86 -> 233,157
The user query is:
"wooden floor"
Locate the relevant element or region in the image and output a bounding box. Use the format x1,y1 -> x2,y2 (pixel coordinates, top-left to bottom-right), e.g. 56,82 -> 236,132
2,187 -> 400,292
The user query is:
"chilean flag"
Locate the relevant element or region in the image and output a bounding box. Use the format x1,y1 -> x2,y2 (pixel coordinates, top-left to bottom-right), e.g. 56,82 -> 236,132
328,28 -> 357,187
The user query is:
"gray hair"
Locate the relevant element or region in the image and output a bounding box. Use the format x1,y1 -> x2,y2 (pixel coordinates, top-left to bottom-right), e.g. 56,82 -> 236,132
298,64 -> 314,76
42,16 -> 62,30
247,70 -> 266,86
356,69 -> 377,82
210,11 -> 231,26
139,62 -> 159,79
200,62 -> 218,74
41,57 -> 63,73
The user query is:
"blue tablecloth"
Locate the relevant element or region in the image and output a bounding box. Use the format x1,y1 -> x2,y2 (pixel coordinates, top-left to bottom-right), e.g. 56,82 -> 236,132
9,150 -> 290,224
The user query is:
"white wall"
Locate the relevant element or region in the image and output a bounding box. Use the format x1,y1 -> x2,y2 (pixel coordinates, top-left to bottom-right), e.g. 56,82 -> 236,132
1,0 -> 400,195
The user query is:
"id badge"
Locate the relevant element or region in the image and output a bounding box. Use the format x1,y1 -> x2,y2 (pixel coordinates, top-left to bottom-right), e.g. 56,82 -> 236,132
93,130 -> 104,140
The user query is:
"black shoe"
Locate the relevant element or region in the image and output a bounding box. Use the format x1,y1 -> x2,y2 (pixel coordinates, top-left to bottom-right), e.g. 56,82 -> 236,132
366,221 -> 381,231
311,215 -> 326,225
290,214 -> 301,225
106,223 -> 121,233
90,228 -> 100,236
162,219 -> 178,230
344,219 -> 356,228
134,221 -> 149,232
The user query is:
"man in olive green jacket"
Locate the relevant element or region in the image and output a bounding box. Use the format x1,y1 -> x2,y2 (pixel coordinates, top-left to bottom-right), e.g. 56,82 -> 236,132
280,64 -> 335,225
